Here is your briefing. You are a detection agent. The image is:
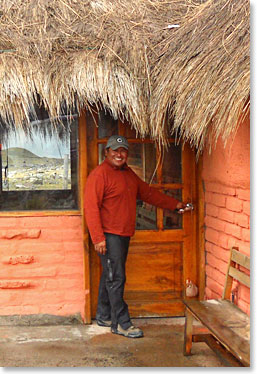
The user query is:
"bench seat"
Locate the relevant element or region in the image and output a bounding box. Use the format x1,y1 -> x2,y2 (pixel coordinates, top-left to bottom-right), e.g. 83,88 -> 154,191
184,299 -> 250,366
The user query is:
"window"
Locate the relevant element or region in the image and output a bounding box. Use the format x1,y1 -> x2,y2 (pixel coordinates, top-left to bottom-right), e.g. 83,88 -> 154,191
0,108 -> 79,211
86,108 -> 183,231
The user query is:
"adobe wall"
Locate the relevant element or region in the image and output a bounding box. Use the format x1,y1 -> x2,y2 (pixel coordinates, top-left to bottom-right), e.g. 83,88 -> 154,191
202,115 -> 250,314
0,215 -> 85,321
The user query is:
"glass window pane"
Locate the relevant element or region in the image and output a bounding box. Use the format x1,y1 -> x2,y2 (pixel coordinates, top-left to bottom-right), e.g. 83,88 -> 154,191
98,143 -> 106,164
136,201 -> 157,230
99,143 -> 157,184
127,143 -> 157,183
98,110 -> 118,139
162,144 -> 182,184
2,130 -> 72,192
0,114 -> 79,211
163,189 -> 182,230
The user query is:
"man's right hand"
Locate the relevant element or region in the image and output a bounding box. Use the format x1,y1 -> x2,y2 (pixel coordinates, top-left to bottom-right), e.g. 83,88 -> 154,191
94,240 -> 107,255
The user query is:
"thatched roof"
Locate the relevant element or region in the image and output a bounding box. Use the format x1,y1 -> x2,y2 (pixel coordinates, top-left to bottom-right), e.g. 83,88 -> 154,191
0,0 -> 250,150
150,0 -> 250,151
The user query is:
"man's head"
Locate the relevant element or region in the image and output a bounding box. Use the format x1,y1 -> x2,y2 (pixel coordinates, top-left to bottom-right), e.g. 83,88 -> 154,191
105,135 -> 129,169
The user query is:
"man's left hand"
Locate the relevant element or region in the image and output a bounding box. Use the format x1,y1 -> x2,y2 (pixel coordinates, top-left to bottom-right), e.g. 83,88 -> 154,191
176,202 -> 194,214
176,202 -> 185,213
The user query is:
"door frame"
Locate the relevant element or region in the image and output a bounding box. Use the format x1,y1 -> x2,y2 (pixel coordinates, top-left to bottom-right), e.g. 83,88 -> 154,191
78,111 -> 205,323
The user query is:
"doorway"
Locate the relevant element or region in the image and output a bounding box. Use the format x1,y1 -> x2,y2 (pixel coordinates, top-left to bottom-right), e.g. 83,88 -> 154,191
84,109 -> 197,318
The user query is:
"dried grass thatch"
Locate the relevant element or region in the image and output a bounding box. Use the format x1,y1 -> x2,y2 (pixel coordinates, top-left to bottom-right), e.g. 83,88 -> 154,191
150,0 -> 250,151
0,0 -> 250,150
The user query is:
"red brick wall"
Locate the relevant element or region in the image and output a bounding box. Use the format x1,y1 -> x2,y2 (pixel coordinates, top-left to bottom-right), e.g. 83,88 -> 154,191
202,115 -> 250,315
0,215 -> 85,320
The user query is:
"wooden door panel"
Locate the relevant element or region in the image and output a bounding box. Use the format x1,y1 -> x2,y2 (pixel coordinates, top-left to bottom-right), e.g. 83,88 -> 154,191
125,242 -> 182,294
124,241 -> 183,316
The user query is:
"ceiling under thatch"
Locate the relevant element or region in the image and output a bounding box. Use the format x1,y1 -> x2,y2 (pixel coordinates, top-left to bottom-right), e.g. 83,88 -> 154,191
0,0 -> 250,151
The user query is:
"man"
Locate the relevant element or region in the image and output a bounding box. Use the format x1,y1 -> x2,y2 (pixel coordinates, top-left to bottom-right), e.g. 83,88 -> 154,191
84,135 -> 187,338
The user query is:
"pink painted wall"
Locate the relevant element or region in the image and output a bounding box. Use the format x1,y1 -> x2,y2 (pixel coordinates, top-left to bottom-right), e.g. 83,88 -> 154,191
0,215 -> 85,320
202,114 -> 250,314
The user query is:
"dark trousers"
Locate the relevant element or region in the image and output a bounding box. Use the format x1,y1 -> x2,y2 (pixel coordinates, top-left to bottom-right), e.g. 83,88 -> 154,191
96,233 -> 132,329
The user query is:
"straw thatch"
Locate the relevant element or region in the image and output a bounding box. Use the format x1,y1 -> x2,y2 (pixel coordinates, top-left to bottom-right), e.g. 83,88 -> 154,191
150,0 -> 250,150
0,0 -> 250,150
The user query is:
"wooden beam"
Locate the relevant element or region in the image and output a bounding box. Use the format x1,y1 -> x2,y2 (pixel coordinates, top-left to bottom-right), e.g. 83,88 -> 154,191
196,154 -> 205,300
79,110 -> 91,324
192,334 -> 244,367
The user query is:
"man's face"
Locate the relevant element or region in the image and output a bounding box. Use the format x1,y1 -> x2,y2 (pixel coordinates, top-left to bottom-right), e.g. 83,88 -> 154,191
105,147 -> 128,169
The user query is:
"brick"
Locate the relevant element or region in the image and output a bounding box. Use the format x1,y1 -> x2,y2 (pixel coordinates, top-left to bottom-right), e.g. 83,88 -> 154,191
205,228 -> 220,245
205,241 -> 214,253
0,218 -> 18,228
239,284 -> 250,303
205,192 -> 226,207
40,229 -> 83,242
204,287 -> 213,299
227,237 -> 240,250
234,213 -> 249,228
43,278 -> 83,291
218,233 -> 231,249
21,290 -> 67,305
0,265 -> 57,278
241,228 -> 250,242
242,201 -> 250,216
205,287 -> 220,300
206,253 -> 227,275
56,264 -> 84,276
40,303 -> 83,316
218,208 -> 234,223
233,242 -> 250,256
224,222 -> 241,239
64,291 -> 84,302
226,197 -> 243,212
237,299 -> 250,316
206,243 -> 230,262
205,183 -> 236,196
205,265 -> 226,285
0,305 -> 40,315
0,229 -> 41,240
206,277 -> 224,297
0,281 -> 32,289
205,204 -> 219,218
205,216 -> 225,232
2,255 -> 34,265
236,188 -> 250,201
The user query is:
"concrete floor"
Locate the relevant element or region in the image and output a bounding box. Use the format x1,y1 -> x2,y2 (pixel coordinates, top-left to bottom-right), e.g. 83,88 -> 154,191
0,317 -> 226,367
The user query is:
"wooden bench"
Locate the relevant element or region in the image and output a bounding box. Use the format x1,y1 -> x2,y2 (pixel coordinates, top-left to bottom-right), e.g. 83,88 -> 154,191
183,246 -> 250,367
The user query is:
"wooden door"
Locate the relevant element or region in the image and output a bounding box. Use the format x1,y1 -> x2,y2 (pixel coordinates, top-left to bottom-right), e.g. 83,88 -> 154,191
85,109 -> 197,318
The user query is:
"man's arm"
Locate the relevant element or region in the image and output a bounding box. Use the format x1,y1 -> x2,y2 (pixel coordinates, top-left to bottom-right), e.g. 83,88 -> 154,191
84,173 -> 107,254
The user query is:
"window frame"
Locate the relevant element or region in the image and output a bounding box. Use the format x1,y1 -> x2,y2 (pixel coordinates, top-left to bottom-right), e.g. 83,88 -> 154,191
0,115 -> 80,213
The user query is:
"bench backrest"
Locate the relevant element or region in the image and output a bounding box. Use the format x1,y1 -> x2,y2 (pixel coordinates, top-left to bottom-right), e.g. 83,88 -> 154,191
222,246 -> 250,300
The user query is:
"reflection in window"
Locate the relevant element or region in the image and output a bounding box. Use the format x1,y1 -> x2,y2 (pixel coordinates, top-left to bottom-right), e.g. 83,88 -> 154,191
0,112 -> 79,211
2,129 -> 71,191
163,189 -> 182,229
162,144 -> 182,184
136,200 -> 157,230
98,142 -> 157,184
127,143 -> 157,183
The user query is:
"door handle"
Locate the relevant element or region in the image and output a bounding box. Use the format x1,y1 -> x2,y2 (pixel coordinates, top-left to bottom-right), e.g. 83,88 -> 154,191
178,203 -> 194,213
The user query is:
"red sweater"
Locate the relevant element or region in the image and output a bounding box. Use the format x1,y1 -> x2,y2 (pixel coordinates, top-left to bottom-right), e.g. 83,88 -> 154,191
84,159 -> 179,244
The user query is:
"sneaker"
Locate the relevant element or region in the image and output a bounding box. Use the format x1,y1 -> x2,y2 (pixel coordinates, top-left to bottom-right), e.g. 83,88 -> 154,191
111,324 -> 144,338
96,318 -> 112,327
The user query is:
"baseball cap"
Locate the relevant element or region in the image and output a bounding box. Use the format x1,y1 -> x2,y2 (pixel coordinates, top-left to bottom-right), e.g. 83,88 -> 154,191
106,135 -> 129,150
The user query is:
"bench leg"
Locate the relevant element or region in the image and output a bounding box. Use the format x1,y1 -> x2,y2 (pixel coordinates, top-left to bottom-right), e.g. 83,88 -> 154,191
184,309 -> 193,356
